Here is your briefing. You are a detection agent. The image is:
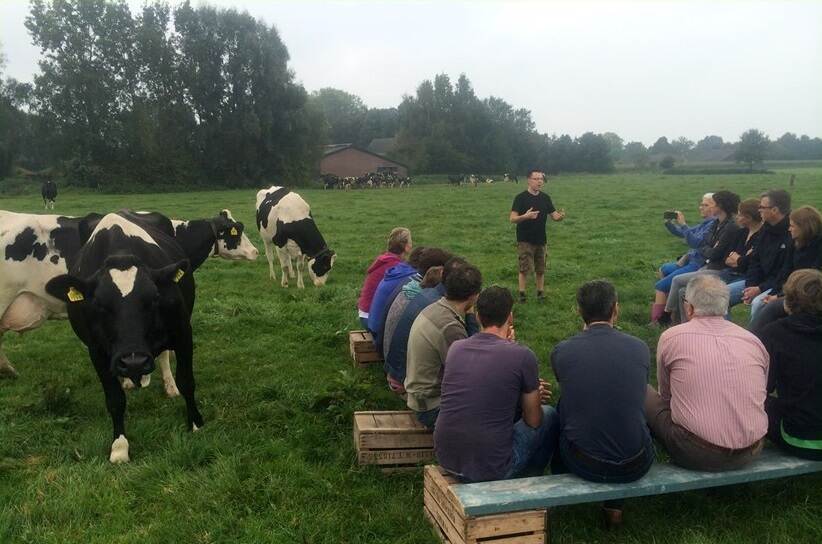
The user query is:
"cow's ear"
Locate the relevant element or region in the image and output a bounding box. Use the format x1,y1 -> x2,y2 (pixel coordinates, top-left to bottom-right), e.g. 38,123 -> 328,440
151,259 -> 190,284
45,274 -> 92,304
78,214 -> 102,244
219,210 -> 229,218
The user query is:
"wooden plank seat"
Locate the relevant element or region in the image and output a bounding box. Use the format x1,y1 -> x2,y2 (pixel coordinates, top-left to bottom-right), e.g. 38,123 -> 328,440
424,448 -> 822,543
349,330 -> 382,367
354,411 -> 434,472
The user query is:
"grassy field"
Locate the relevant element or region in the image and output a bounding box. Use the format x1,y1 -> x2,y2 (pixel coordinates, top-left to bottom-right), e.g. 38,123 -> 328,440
1,169 -> 822,543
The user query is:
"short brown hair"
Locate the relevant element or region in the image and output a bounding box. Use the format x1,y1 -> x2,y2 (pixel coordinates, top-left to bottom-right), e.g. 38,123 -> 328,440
420,266 -> 443,288
738,198 -> 761,223
387,227 -> 411,254
790,206 -> 822,248
784,269 -> 822,316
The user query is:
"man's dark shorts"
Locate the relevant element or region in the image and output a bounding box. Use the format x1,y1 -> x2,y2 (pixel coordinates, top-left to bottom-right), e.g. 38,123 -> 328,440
517,242 -> 547,275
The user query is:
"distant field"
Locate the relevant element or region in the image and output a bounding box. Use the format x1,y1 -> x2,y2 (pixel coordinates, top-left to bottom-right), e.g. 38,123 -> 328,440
1,170 -> 822,543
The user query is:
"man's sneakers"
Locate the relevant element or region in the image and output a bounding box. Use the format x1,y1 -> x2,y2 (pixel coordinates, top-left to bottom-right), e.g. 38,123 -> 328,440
519,291 -> 546,303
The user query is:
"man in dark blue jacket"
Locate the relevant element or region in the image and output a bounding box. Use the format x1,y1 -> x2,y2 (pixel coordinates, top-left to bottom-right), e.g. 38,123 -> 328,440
744,189 -> 792,320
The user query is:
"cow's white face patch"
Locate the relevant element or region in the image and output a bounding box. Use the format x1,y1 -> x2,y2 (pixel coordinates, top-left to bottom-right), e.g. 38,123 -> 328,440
109,434 -> 130,464
110,267 -> 138,298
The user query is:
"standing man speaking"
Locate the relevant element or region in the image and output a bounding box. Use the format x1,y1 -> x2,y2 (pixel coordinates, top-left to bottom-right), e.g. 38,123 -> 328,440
510,170 -> 565,303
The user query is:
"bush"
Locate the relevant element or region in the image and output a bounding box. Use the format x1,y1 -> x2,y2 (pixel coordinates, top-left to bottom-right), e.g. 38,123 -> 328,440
660,156 -> 675,169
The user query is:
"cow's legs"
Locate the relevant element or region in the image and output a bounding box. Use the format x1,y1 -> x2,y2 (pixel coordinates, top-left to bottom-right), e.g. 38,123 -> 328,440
91,348 -> 130,463
275,247 -> 290,288
296,257 -> 305,289
263,239 -> 277,281
173,330 -> 203,431
0,334 -> 18,378
159,350 -> 179,398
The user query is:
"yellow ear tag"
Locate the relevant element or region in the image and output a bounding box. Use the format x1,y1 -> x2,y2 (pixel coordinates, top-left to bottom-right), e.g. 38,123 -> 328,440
173,269 -> 185,283
229,227 -> 238,236
67,286 -> 84,302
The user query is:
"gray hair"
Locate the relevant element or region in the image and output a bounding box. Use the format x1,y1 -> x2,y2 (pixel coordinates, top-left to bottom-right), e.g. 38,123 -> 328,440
702,192 -> 714,200
684,275 -> 729,317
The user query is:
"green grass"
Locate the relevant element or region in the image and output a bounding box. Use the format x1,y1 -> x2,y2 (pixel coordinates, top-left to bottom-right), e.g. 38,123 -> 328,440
1,170 -> 822,543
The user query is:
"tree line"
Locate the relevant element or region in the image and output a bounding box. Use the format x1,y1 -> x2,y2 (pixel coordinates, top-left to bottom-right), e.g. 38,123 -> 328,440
1,0 -> 323,188
1,0 -> 821,188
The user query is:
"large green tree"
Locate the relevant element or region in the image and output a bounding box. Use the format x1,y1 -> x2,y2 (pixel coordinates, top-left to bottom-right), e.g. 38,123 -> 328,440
734,129 -> 770,171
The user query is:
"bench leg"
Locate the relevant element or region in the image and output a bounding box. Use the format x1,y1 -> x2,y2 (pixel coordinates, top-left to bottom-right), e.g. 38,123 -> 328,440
602,505 -> 623,530
545,509 -> 551,544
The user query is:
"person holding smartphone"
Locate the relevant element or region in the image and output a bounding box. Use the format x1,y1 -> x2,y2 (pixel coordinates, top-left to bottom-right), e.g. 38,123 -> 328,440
509,170 -> 565,303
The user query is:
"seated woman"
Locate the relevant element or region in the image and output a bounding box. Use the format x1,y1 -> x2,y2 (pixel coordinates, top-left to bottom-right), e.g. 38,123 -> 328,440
650,193 -> 717,323
758,269 -> 822,461
750,205 -> 822,333
723,198 -> 764,308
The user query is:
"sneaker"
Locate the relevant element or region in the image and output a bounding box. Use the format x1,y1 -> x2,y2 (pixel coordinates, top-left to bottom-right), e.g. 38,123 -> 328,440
537,291 -> 545,303
518,292 -> 527,304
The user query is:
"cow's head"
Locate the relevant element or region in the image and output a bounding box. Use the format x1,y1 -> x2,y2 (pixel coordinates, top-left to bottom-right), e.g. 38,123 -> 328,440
45,255 -> 189,385
306,248 -> 336,287
212,210 -> 258,261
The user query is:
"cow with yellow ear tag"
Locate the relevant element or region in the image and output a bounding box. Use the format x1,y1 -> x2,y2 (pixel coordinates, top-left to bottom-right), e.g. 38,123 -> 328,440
45,212 -> 201,464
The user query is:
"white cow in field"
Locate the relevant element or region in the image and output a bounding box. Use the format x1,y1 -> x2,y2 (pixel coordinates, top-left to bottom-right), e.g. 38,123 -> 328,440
0,210 -> 102,378
255,186 -> 336,288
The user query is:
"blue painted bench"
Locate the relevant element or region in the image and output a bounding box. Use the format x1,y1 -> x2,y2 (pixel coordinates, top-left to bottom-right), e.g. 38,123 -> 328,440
423,448 -> 822,543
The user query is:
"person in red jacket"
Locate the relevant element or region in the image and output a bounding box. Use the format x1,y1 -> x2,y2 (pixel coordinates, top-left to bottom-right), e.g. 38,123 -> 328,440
357,227 -> 412,328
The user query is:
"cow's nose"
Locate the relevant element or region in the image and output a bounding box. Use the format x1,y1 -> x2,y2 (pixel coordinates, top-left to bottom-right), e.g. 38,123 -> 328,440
118,353 -> 154,376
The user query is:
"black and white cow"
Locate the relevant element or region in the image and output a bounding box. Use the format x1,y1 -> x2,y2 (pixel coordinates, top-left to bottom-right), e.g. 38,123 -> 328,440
255,186 -> 336,288
41,180 -> 57,209
45,213 -> 202,463
120,209 -> 257,395
0,209 -> 257,385
0,210 -> 102,377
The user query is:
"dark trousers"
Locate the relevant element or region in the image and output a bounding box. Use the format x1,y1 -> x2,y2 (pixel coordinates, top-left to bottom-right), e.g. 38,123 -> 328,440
644,386 -> 763,472
766,397 -> 822,461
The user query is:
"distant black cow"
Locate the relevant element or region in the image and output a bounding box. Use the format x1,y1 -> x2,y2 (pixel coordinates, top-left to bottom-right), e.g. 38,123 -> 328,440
41,180 -> 57,209
256,186 -> 336,288
504,173 -> 519,183
45,213 -> 201,463
448,174 -> 464,186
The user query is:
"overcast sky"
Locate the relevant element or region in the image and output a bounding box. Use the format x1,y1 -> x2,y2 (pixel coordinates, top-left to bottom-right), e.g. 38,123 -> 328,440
2,0 -> 820,145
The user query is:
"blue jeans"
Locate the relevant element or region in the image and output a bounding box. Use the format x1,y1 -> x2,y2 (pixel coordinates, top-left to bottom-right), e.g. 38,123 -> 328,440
555,435 -> 654,484
416,407 -> 440,430
749,289 -> 773,321
359,317 -> 369,330
655,261 -> 700,293
722,275 -> 746,309
504,405 -> 560,479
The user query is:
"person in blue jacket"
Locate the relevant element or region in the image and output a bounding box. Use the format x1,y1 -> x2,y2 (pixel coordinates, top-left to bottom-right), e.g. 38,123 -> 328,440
650,193 -> 717,323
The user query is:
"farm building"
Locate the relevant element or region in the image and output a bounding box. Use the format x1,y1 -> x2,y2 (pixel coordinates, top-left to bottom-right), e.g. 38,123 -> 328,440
320,144 -> 408,178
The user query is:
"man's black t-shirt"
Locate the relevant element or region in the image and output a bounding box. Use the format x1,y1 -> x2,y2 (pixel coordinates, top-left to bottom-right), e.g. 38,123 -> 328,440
511,191 -> 556,245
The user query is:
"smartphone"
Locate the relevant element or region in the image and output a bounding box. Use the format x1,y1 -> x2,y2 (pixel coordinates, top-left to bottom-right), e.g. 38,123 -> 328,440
663,210 -> 678,220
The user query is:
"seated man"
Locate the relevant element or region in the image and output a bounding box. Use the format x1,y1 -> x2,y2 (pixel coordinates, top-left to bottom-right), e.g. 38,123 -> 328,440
758,269 -> 822,461
434,286 -> 559,482
384,257 -> 478,393
551,280 -> 654,484
646,275 -> 768,471
404,263 -> 482,429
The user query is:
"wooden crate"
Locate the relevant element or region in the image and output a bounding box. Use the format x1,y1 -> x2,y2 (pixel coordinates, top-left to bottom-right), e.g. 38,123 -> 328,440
354,411 -> 434,472
423,466 -> 547,544
349,330 -> 382,366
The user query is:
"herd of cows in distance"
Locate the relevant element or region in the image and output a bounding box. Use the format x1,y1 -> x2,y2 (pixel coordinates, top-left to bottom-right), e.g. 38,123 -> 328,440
0,185 -> 335,463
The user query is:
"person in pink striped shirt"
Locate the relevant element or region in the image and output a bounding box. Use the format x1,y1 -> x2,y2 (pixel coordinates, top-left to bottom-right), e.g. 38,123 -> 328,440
645,274 -> 769,471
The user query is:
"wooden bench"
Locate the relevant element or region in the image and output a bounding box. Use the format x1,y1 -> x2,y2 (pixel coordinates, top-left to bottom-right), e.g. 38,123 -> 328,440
354,411 -> 434,472
424,448 -> 822,543
349,330 -> 382,367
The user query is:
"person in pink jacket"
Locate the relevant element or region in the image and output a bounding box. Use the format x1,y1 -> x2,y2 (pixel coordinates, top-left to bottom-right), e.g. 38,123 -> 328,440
358,227 -> 412,328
